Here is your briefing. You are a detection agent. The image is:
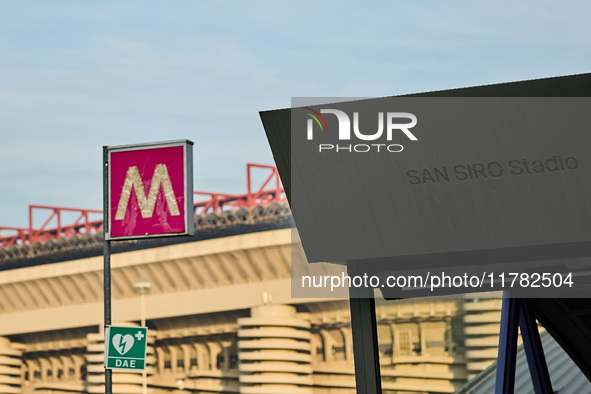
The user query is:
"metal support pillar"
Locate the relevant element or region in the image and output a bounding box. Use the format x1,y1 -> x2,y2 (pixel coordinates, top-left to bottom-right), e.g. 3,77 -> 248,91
103,147 -> 112,394
495,292 -> 519,394
519,299 -> 553,394
348,266 -> 382,394
495,294 -> 520,394
495,293 -> 553,394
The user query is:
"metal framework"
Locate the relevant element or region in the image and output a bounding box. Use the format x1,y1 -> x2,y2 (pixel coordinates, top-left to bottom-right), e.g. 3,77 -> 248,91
495,293 -> 553,394
193,163 -> 284,214
0,163 -> 285,248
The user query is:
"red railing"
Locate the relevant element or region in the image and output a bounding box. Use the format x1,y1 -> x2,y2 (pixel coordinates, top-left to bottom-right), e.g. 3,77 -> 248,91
193,163 -> 285,214
0,227 -> 29,248
0,206 -> 104,248
0,163 -> 285,248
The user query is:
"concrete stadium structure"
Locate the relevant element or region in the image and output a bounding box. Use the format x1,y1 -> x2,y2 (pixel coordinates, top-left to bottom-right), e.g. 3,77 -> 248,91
0,202 -> 504,394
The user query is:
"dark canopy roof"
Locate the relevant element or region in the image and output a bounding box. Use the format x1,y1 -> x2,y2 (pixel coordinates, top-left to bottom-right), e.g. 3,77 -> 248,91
260,72 -> 591,381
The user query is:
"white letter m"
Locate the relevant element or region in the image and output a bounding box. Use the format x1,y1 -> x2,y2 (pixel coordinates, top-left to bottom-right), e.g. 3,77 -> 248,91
115,164 -> 180,220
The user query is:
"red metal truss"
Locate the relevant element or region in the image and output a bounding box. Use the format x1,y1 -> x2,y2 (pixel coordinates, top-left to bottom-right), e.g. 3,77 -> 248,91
0,163 -> 285,248
194,163 -> 285,214
0,227 -> 29,248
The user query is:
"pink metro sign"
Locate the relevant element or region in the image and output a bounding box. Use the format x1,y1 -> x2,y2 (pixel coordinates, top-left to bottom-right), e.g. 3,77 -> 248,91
106,140 -> 194,240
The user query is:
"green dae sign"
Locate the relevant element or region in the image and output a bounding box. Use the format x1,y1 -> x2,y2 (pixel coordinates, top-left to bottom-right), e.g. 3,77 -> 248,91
104,326 -> 148,370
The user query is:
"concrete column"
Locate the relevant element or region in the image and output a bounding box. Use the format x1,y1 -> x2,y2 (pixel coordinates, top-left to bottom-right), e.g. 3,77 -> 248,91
38,358 -> 51,382
0,337 -> 22,394
419,321 -> 426,355
168,345 -> 179,375
59,354 -> 74,381
72,354 -> 85,382
340,326 -> 353,362
48,356 -> 60,381
155,348 -> 166,375
220,340 -> 233,371
193,343 -> 210,370
238,304 -> 313,394
206,342 -> 222,370
24,359 -> 40,386
318,330 -> 335,362
179,344 -> 192,375
86,323 -> 157,394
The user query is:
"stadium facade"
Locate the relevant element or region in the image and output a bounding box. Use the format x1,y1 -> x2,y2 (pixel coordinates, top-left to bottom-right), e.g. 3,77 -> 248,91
0,203 -> 503,394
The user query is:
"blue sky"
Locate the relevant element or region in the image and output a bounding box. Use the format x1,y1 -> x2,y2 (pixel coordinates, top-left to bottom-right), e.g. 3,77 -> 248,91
1,0 -> 590,229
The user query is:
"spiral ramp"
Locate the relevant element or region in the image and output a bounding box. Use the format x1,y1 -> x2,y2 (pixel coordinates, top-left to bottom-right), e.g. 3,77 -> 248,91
238,305 -> 313,394
0,337 -> 21,394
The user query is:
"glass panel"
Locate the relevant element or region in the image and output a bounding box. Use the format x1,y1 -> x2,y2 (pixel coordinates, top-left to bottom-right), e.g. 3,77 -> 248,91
375,291 -> 504,393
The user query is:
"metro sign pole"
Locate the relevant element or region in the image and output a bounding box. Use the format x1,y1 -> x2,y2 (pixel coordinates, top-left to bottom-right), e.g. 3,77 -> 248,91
103,140 -> 193,394
102,146 -> 113,393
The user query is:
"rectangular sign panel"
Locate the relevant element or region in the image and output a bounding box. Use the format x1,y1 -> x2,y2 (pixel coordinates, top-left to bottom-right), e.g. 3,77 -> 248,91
105,325 -> 148,370
284,98 -> 591,266
106,140 -> 194,240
